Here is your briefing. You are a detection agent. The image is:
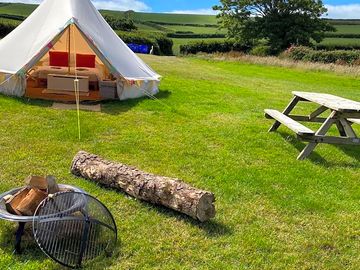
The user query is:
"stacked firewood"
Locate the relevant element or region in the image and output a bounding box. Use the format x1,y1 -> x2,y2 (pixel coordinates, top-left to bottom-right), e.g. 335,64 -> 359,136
4,176 -> 59,216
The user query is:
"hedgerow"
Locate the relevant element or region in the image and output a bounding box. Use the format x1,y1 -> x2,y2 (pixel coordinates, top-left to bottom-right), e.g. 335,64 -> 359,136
180,40 -> 250,54
0,21 -> 16,37
284,46 -> 360,64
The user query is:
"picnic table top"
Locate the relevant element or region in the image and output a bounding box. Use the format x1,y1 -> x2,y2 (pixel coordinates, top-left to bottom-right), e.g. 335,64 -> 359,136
293,91 -> 360,113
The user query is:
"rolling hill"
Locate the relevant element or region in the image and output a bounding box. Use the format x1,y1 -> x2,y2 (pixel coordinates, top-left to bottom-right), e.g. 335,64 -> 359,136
1,2 -> 360,53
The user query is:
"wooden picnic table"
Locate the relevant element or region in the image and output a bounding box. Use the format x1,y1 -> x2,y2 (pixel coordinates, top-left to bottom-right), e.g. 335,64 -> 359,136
265,91 -> 360,160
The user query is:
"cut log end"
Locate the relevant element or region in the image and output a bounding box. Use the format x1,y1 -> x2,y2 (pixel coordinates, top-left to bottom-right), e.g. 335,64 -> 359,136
197,193 -> 216,222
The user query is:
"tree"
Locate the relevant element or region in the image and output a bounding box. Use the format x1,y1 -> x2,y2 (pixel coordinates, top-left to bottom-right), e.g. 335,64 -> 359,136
103,15 -> 137,32
213,0 -> 335,53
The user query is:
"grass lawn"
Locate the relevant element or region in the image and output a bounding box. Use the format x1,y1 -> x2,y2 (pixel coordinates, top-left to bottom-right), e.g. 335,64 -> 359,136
0,55 -> 360,269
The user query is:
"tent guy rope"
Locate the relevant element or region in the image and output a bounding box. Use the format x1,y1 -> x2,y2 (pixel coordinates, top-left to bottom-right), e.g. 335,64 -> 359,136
72,25 -> 81,141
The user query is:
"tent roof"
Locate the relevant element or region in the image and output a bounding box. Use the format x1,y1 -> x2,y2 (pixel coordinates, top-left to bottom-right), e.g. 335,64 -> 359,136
0,0 -> 160,80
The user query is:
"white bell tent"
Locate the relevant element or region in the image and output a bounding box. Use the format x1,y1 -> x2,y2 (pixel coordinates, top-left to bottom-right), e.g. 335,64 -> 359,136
0,0 -> 161,101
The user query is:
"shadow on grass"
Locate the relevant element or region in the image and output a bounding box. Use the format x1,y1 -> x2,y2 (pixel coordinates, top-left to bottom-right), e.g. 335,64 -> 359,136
0,223 -> 59,268
0,221 -> 121,269
0,89 -> 173,114
100,89 -> 172,115
278,131 -> 360,168
92,182 -> 232,238
149,203 -> 233,238
0,94 -> 53,108
278,131 -> 328,164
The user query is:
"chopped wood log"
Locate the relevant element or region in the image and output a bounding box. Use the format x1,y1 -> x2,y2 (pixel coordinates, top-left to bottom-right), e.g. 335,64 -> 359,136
71,151 -> 216,222
46,175 -> 60,194
25,175 -> 48,190
5,187 -> 30,215
15,188 -> 47,216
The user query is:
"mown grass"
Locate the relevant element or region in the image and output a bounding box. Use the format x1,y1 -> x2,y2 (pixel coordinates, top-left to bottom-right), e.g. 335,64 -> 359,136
0,55 -> 359,269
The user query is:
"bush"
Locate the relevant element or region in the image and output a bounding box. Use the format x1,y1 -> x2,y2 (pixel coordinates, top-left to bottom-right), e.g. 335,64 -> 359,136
285,46 -> 360,65
118,31 -> 173,56
250,45 -> 271,56
180,40 -> 251,55
103,15 -> 137,32
0,21 -> 16,38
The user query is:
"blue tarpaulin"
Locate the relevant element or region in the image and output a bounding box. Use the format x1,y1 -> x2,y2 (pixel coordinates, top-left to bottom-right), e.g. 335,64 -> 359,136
127,43 -> 150,54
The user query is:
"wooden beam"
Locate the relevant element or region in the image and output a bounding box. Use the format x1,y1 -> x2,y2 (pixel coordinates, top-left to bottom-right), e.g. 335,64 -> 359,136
339,119 -> 357,138
68,25 -> 71,74
297,111 -> 337,160
265,109 -> 315,136
309,106 -> 328,120
268,96 -> 300,132
301,135 -> 360,145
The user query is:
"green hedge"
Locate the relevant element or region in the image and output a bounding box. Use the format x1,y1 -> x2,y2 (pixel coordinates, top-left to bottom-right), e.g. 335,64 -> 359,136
323,33 -> 360,39
0,21 -> 16,38
167,33 -> 226,38
180,40 -> 250,54
285,46 -> 360,64
147,21 -> 217,28
325,19 -> 360,25
313,44 -> 360,51
117,31 -> 173,56
0,14 -> 25,21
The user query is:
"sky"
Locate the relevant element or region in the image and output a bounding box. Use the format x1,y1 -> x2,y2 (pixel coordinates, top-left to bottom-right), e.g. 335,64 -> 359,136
1,0 -> 360,19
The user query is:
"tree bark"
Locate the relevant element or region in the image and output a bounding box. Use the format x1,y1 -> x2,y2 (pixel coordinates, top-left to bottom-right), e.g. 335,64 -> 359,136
71,151 -> 216,222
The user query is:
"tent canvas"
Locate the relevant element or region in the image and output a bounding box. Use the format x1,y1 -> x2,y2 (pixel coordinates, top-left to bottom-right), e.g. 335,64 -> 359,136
0,0 -> 161,101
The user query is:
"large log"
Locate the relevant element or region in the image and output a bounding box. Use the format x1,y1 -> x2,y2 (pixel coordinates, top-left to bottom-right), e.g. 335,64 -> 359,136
71,151 -> 216,222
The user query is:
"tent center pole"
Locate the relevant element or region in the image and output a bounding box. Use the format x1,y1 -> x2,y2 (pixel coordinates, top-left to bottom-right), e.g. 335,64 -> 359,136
68,25 -> 71,74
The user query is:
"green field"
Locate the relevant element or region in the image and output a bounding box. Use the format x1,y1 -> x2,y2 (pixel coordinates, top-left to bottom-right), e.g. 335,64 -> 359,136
0,55 -> 360,269
161,25 -> 225,34
0,3 -> 36,16
317,38 -> 360,47
334,25 -> 360,34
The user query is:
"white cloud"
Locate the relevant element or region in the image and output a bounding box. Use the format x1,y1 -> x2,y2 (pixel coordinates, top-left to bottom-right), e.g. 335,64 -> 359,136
0,0 -> 151,12
325,4 -> 360,19
168,9 -> 218,15
92,0 -> 150,12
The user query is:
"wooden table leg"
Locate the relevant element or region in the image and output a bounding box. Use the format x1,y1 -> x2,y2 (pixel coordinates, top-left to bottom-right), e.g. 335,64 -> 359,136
269,96 -> 300,132
336,121 -> 347,137
298,111 -> 337,160
339,119 -> 357,138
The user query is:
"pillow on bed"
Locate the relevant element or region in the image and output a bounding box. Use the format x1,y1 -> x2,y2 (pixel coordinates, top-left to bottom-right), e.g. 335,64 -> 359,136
49,51 -> 69,67
76,54 -> 96,68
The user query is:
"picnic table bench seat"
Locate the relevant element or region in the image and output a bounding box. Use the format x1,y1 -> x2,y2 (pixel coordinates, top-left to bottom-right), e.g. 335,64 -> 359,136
349,118 -> 360,125
264,109 -> 315,136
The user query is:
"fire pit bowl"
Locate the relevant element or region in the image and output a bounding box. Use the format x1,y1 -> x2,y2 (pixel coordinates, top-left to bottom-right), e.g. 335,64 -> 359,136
0,184 -> 86,222
0,184 -> 86,253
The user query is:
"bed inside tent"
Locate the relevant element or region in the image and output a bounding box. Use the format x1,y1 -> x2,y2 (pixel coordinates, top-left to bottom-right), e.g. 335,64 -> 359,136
25,24 -> 117,102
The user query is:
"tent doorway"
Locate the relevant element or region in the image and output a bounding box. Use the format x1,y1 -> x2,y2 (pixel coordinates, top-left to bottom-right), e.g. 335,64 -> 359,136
25,24 -> 115,102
